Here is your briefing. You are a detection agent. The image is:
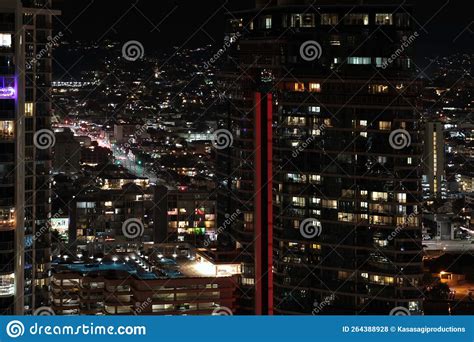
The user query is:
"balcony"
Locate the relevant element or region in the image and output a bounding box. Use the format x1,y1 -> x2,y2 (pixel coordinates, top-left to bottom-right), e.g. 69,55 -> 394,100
0,219 -> 14,232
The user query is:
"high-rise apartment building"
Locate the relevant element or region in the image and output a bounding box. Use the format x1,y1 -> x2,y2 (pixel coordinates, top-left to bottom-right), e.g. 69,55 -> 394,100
423,121 -> 445,199
217,0 -> 423,315
0,0 -> 58,314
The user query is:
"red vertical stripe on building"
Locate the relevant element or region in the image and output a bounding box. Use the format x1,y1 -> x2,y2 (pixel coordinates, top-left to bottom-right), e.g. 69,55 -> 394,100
267,93 -> 273,315
254,92 -> 262,315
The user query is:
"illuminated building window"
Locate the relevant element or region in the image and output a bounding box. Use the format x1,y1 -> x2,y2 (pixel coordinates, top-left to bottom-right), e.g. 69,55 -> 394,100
229,18 -> 243,29
294,82 -> 305,92
397,193 -> 407,203
338,212 -> 355,222
0,33 -> 12,47
338,271 -> 352,279
347,57 -> 371,65
25,102 -> 34,117
242,278 -> 255,285
371,192 -> 388,201
244,213 -> 253,223
322,199 -> 337,209
370,215 -> 391,225
370,275 -> 394,285
343,14 -> 369,26
375,13 -> 393,25
0,121 -> 14,140
369,84 -> 389,94
290,13 -> 315,28
409,301 -> 420,312
0,273 -> 15,297
375,57 -> 388,67
323,118 -> 332,127
330,35 -> 341,46
321,13 -> 338,25
378,121 -> 391,130
309,83 -> 321,92
263,15 -> 272,29
309,174 -> 321,184
309,106 -> 320,114
286,116 -> 306,126
374,237 -> 388,247
292,196 -> 306,207
341,189 -> 354,198
286,173 -> 306,183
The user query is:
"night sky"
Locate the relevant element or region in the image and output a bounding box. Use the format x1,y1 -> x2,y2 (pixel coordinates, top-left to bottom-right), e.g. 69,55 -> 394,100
52,0 -> 472,60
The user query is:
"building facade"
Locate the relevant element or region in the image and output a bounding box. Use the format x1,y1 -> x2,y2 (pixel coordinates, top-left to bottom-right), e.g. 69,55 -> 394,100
217,0 -> 423,315
53,128 -> 81,174
423,121 -> 445,199
70,179 -> 156,251
155,185 -> 217,246
52,247 -> 238,315
0,0 -> 58,314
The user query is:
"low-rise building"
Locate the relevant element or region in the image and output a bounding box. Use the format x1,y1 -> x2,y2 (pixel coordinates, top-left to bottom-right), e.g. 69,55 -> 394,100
51,245 -> 239,315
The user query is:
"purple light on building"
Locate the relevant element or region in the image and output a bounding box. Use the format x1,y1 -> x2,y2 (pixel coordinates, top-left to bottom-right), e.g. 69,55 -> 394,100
0,87 -> 15,99
0,76 -> 17,99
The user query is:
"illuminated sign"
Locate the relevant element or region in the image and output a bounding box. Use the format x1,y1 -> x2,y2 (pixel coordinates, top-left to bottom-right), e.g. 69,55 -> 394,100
0,87 -> 15,99
0,77 -> 16,100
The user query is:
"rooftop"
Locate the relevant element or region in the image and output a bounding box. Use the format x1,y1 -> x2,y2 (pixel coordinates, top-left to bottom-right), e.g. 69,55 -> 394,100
53,244 -> 241,280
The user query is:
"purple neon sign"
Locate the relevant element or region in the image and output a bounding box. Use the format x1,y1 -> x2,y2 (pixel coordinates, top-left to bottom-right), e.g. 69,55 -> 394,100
0,76 -> 17,100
